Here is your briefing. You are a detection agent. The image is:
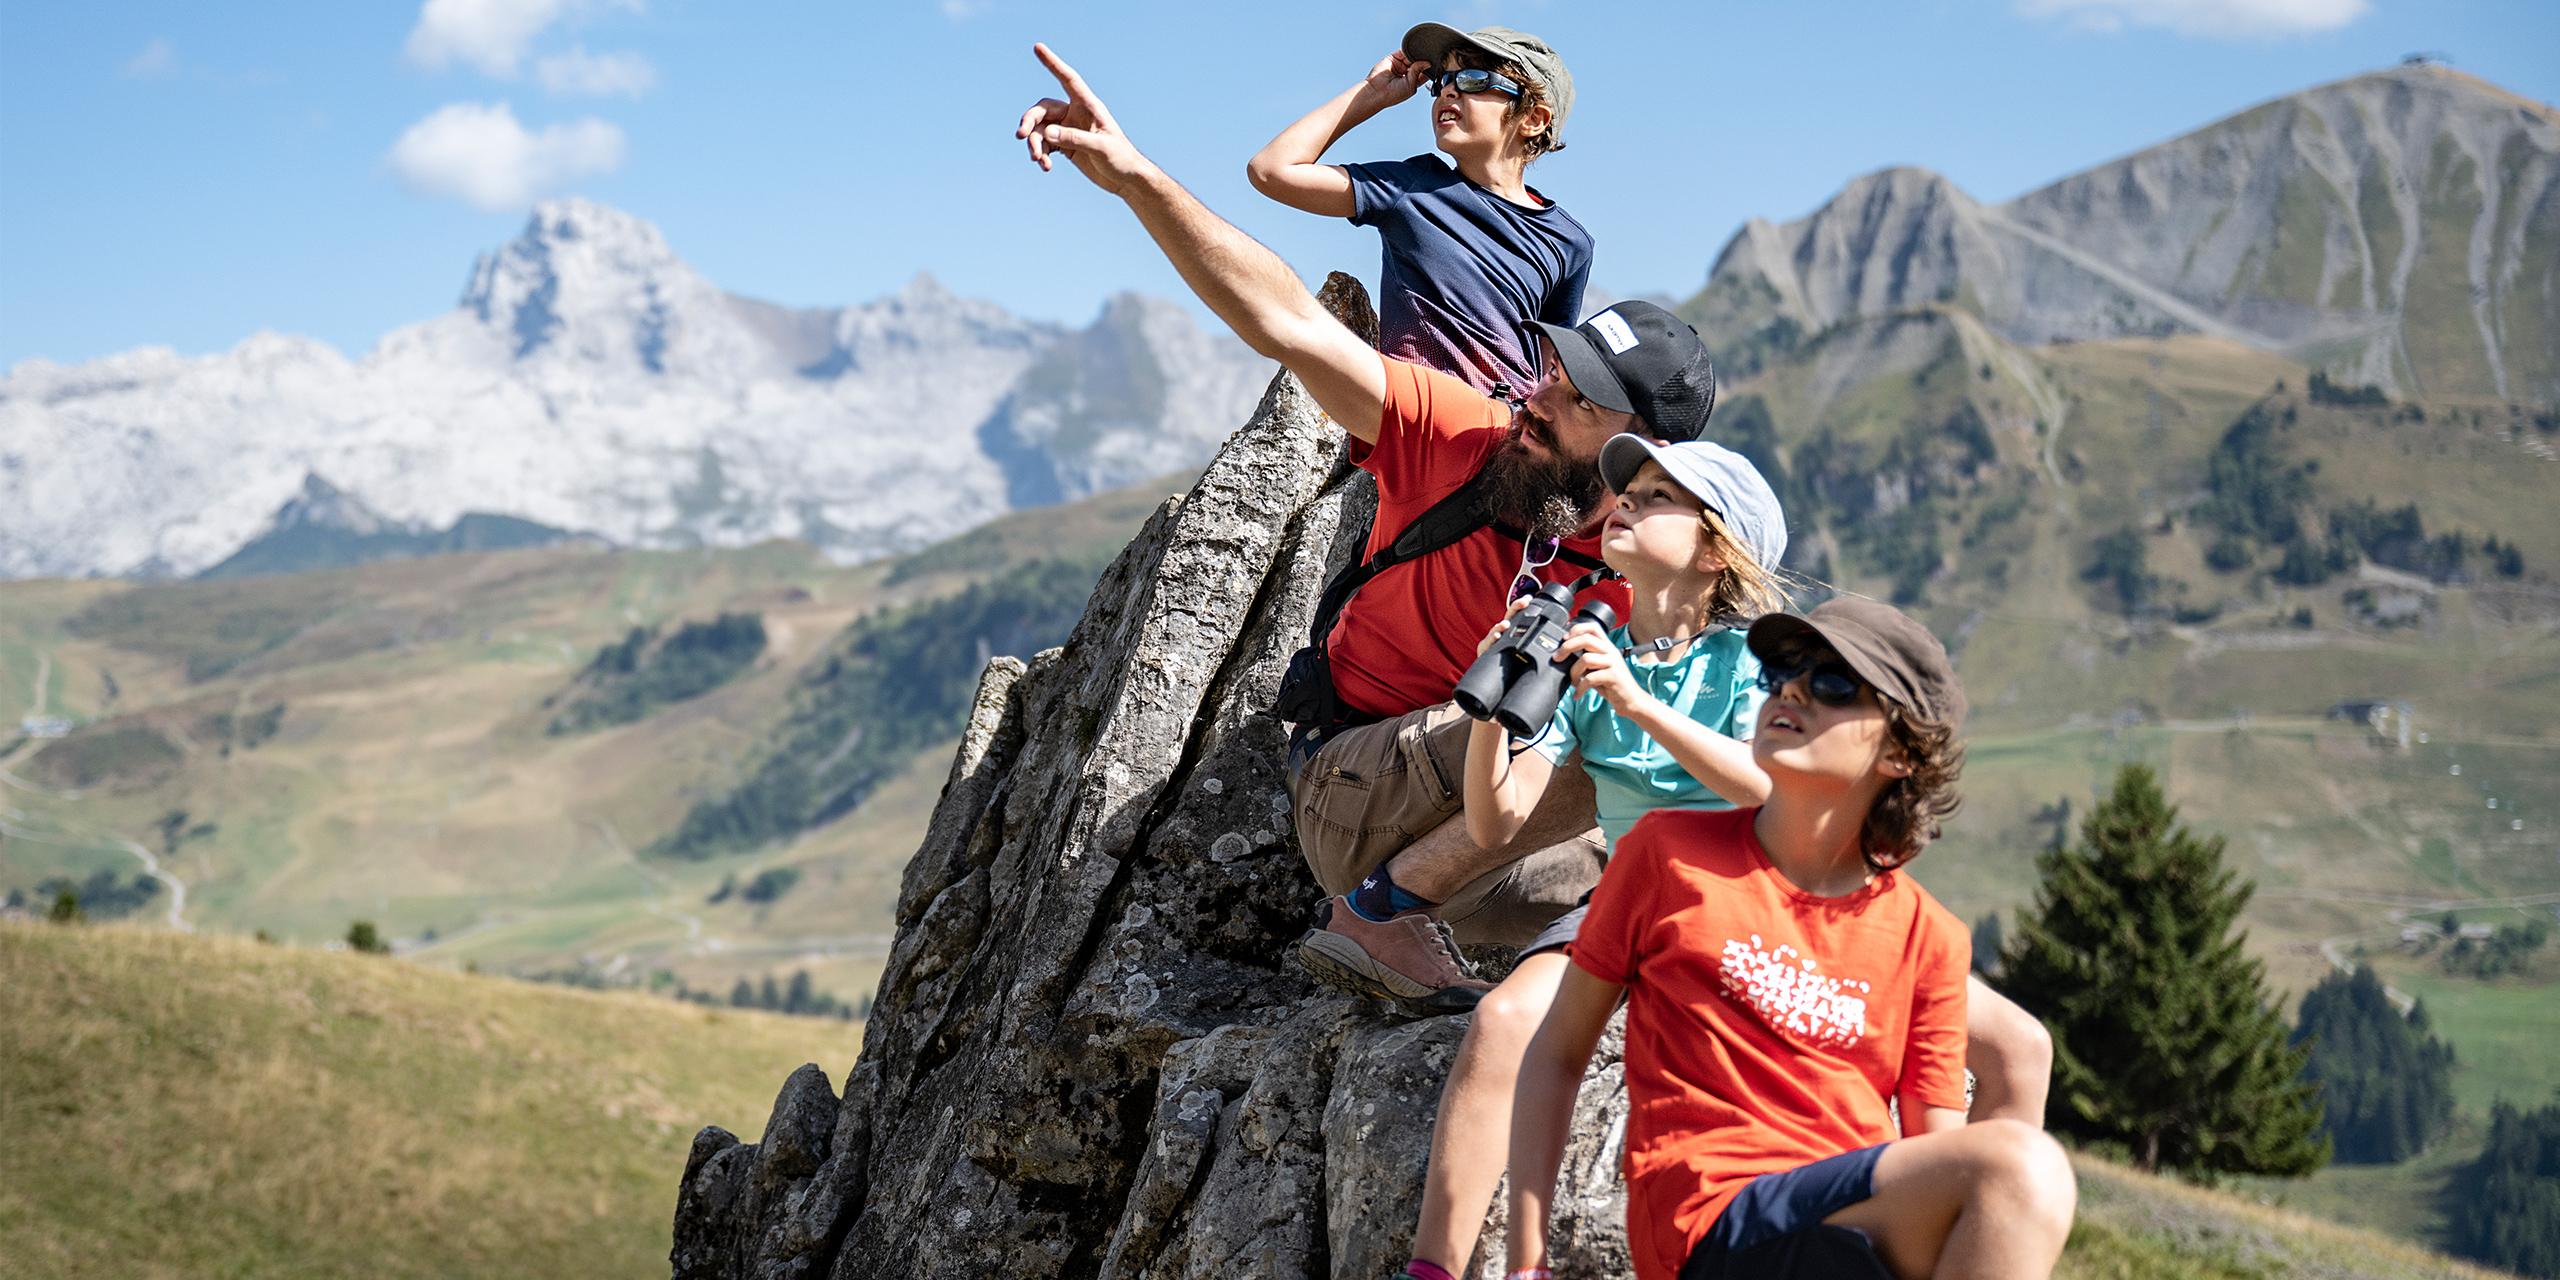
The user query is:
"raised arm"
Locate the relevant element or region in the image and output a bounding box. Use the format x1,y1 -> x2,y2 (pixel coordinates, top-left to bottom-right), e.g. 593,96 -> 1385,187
1019,44 -> 1388,442
1243,52 -> 1426,218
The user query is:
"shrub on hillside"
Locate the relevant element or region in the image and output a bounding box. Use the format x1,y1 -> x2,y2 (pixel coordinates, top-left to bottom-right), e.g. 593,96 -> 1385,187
31,870 -> 159,920
740,867 -> 801,904
547,612 -> 767,735
2292,966 -> 2454,1163
2002,764 -> 2328,1179
346,921 -> 389,954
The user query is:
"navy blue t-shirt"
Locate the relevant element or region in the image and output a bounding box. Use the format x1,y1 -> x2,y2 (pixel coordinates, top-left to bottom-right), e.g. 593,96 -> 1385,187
1346,154 -> 1593,395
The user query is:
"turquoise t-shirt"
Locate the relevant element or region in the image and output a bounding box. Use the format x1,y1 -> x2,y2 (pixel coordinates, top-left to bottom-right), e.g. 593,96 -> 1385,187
1526,624 -> 1766,851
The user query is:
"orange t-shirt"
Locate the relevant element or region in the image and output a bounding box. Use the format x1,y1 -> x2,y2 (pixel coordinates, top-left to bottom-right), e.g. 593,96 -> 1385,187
1571,807 -> 1970,1280
1327,355 -> 1627,720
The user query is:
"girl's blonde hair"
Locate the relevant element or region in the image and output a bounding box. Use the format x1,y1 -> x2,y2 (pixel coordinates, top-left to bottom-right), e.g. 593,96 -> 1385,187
1696,505 -> 1792,624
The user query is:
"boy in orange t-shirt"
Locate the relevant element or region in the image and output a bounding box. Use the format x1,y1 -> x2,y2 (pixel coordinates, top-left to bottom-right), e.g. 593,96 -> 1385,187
1503,598 -> 2076,1280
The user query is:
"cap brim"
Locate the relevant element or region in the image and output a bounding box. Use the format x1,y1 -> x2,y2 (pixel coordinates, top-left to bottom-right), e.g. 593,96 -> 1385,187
1746,612 -> 1905,705
1402,22 -> 1502,66
1525,320 -> 1634,415
1599,432 -> 1661,494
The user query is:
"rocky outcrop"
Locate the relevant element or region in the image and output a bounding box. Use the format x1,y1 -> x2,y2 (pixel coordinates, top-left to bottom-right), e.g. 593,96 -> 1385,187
669,277 -> 1632,1280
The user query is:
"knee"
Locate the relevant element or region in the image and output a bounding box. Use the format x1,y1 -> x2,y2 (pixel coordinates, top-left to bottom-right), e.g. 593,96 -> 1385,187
1470,977 -> 1551,1050
1970,1120 -> 2077,1225
1970,993 -> 2054,1099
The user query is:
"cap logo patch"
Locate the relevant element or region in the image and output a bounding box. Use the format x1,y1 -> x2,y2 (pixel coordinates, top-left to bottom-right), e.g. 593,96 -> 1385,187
1590,309 -> 1640,355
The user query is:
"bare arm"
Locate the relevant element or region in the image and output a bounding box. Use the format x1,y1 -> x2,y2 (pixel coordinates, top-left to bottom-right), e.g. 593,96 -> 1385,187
1244,53 -> 1425,218
1615,694 -> 1770,806
1506,964 -> 1623,1272
1020,44 -> 1387,441
1908,1104 -> 1968,1138
1555,626 -> 1773,807
1464,718 -> 1557,849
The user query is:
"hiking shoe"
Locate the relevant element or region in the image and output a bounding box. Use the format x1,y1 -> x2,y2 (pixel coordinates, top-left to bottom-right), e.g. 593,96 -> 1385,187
1292,896 -> 1493,1013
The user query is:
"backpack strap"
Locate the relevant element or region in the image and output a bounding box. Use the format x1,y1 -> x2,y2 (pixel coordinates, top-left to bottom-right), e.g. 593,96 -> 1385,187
1304,469 -> 1498,649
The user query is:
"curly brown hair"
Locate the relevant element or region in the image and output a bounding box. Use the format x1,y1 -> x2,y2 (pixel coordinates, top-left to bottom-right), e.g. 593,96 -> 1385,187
1861,699 -> 1965,872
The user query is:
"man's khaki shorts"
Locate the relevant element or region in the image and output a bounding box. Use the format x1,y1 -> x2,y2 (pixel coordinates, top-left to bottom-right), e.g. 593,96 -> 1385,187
1285,701 -> 1604,947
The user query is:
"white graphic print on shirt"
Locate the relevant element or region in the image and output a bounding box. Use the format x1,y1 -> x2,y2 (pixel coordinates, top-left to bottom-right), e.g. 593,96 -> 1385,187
1717,933 -> 1871,1050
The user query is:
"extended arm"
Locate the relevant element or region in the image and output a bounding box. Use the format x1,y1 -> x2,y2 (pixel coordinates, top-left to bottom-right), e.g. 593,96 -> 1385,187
1019,44 -> 1387,441
1506,964 -> 1623,1272
1244,53 -> 1425,218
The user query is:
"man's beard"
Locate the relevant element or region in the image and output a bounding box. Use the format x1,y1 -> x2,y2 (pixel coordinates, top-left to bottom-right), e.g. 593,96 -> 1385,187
1480,410 -> 1606,532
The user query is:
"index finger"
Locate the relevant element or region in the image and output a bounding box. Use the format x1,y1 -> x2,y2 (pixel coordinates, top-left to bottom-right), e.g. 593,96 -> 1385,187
1033,43 -> 1115,127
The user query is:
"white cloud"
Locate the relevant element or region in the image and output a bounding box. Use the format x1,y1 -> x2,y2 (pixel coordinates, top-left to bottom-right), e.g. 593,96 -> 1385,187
2016,0 -> 2369,39
937,0 -> 989,19
123,38 -> 178,80
387,101 -> 625,211
404,0 -> 641,78
535,46 -> 657,96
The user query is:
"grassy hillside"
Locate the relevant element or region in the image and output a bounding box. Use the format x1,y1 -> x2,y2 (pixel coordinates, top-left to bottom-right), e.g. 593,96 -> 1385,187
0,920 -> 856,1279
2066,1154 -> 2509,1279
0,479 -> 1183,1011
0,920 -> 2505,1280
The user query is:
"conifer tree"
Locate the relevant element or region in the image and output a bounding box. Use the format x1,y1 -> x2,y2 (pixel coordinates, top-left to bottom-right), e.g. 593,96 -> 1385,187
2001,764 -> 2329,1178
2293,965 -> 2453,1163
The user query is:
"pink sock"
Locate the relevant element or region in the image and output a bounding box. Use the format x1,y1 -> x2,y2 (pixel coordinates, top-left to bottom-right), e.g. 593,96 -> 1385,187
1404,1262 -> 1457,1280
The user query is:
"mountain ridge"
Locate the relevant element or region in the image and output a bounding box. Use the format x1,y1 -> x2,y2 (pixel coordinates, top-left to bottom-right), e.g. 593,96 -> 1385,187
0,199 -> 1271,581
1685,65 -> 2560,404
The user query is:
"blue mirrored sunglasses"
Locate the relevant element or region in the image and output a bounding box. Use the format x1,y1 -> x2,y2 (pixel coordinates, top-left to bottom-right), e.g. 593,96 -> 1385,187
1426,67 -> 1524,100
1756,659 -> 1868,708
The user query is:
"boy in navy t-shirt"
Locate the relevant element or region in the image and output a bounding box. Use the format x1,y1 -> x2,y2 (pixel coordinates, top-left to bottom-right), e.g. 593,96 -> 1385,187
1248,23 -> 1592,393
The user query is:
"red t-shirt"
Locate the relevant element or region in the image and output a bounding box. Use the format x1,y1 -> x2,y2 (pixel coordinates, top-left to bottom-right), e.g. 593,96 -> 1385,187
1571,807 -> 1971,1280
1327,355 -> 1628,719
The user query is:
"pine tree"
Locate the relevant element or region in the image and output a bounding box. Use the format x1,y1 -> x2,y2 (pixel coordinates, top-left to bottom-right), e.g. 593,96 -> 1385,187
2292,966 -> 2454,1163
2000,764 -> 2329,1179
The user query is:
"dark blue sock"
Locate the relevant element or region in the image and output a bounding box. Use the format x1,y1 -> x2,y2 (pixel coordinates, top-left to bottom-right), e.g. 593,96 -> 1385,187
1346,865 -> 1434,922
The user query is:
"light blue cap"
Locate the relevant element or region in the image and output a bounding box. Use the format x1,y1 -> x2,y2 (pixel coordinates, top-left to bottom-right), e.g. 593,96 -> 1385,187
1598,433 -> 1789,570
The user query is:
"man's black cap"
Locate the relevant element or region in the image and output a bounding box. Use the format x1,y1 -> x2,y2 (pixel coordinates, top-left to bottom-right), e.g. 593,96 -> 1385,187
1747,596 -> 1968,729
1525,301 -> 1716,442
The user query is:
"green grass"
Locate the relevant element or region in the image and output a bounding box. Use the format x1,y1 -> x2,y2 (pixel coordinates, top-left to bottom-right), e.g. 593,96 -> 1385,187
0,920 -> 857,1280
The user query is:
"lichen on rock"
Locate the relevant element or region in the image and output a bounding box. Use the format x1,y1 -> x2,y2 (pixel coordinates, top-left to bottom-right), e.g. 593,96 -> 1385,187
672,276 -> 1631,1280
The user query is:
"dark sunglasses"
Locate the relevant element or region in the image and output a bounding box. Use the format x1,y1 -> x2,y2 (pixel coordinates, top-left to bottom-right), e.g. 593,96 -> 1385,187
1426,67 -> 1524,100
1757,658 -> 1869,708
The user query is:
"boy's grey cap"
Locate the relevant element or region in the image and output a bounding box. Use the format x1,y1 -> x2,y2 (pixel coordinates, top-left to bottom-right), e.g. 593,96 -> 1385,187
1746,597 -> 1968,729
1401,23 -> 1573,147
1599,434 -> 1789,572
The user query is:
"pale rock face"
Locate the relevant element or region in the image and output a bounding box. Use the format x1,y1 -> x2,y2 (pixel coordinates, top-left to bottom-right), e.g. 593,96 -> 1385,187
0,198 -> 1269,579
1693,67 -> 2560,403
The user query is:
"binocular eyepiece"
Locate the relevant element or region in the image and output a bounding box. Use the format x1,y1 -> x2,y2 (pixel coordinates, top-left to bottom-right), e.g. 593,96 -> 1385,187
1453,578 -> 1618,738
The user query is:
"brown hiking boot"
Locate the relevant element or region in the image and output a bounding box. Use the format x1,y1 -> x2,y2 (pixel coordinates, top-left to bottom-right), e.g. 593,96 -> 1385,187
1292,896 -> 1494,1013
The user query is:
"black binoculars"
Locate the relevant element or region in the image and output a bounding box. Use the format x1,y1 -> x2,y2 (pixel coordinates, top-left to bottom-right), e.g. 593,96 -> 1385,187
1453,577 -> 1618,738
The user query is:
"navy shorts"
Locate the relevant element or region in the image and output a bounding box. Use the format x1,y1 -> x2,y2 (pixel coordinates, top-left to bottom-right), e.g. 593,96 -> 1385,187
1521,892 -> 1591,957
1679,1143 -> 1891,1280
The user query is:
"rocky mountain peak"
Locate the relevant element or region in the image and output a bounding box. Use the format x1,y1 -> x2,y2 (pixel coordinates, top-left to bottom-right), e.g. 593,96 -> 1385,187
457,196 -> 728,371
267,472 -> 394,536
1687,66 -> 2559,402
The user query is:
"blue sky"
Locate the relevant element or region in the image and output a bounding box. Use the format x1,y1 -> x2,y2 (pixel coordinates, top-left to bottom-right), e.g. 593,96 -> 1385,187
2,0 -> 2554,368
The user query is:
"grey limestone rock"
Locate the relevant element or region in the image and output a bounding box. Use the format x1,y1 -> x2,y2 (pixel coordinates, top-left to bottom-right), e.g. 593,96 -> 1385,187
669,276 -> 1633,1279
